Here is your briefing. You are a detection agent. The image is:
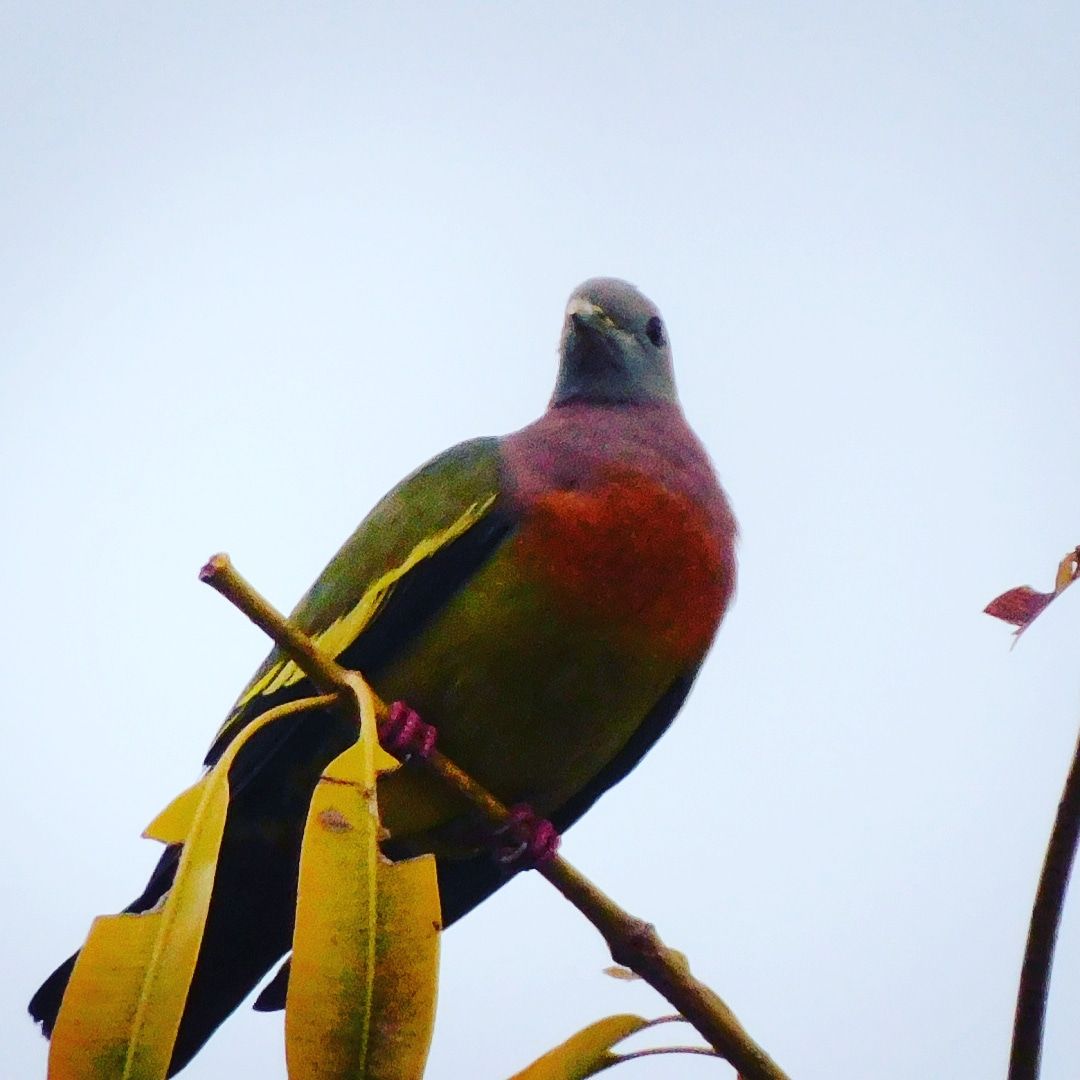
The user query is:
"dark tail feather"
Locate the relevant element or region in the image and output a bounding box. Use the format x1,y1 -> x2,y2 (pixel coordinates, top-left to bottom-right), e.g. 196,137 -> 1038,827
28,953 -> 77,1036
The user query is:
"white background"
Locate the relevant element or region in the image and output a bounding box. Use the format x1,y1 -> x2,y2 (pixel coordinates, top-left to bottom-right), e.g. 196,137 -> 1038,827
3,5 -> 1079,1077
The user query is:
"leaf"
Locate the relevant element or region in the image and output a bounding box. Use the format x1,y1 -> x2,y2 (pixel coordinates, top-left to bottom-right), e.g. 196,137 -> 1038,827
143,779 -> 206,845
363,852 -> 441,1079
286,674 -> 441,1080
985,546 -> 1080,639
509,1015 -> 652,1080
49,694 -> 330,1080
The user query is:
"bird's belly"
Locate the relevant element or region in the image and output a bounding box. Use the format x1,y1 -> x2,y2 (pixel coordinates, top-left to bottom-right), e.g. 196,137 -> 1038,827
375,472 -> 728,847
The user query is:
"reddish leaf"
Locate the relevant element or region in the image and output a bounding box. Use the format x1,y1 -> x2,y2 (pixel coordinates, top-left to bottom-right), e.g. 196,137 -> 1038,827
985,547 -> 1080,639
985,587 -> 1056,628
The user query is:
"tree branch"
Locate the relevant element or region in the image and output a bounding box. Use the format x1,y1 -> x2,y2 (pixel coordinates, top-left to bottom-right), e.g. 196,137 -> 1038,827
1008,722 -> 1080,1080
200,552 -> 790,1080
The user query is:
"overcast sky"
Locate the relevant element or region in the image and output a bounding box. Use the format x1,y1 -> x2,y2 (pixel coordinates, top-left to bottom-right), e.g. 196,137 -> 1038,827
3,4 -> 1080,1078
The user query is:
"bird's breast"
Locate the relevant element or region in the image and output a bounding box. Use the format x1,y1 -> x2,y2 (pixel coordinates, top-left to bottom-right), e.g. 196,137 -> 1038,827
512,468 -> 732,663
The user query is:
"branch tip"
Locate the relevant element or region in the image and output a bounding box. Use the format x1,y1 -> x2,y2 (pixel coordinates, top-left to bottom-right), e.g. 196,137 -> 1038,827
198,553 -> 230,582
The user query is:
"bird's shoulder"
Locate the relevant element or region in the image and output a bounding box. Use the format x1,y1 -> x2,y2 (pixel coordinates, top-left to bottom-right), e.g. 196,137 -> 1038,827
289,436 -> 508,633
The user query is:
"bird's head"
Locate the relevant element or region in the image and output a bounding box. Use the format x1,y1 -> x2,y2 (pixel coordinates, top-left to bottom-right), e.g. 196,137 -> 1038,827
552,278 -> 677,408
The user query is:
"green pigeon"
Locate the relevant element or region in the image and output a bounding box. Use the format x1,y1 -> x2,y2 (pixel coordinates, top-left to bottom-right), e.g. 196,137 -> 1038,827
31,277 -> 738,1074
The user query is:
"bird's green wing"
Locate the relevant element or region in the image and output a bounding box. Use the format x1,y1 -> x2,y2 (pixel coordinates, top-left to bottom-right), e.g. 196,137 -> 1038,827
205,436 -> 513,766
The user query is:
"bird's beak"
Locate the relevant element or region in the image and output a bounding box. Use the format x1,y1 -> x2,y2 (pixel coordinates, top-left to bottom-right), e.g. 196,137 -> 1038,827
566,297 -> 615,333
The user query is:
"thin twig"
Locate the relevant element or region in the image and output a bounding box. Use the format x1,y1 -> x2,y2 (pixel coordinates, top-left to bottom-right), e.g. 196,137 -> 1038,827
614,1046 -> 720,1063
1008,724 -> 1080,1080
200,552 -> 790,1080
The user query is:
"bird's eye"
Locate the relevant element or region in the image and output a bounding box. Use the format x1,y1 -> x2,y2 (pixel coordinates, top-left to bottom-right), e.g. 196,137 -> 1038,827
645,316 -> 665,347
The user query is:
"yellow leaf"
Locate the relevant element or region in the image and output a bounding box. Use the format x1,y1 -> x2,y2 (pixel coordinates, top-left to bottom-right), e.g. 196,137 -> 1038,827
509,1015 -> 651,1080
364,854 -> 441,1080
286,674 -> 441,1079
48,695 -> 332,1080
143,779 -> 206,845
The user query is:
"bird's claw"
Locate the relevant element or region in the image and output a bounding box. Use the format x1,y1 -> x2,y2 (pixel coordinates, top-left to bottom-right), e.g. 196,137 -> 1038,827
493,803 -> 561,869
379,700 -> 437,761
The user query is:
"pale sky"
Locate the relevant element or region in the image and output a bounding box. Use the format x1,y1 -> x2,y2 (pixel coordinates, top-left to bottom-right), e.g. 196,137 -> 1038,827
3,4 -> 1080,1078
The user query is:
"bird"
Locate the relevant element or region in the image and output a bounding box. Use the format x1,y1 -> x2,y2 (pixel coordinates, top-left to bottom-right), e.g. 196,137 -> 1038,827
30,277 -> 738,1075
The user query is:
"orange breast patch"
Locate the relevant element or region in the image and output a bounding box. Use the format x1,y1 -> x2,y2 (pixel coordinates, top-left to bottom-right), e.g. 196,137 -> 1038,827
513,470 -> 730,663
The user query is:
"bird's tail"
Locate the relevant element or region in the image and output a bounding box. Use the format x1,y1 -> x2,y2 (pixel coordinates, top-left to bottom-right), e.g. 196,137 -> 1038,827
27,953 -> 76,1037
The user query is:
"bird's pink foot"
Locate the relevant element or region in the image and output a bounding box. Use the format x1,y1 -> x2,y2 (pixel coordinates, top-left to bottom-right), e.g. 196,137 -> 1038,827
379,700 -> 437,761
377,705 -> 558,868
494,804 -> 561,869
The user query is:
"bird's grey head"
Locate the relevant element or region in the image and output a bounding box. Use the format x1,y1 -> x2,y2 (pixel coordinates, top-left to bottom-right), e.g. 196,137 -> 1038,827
552,277 -> 678,408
